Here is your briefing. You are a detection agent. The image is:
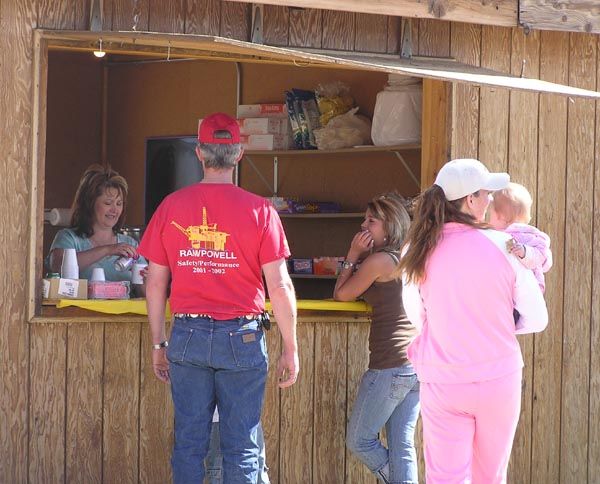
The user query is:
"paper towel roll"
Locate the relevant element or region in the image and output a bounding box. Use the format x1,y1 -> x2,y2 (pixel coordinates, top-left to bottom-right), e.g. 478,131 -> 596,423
44,208 -> 73,226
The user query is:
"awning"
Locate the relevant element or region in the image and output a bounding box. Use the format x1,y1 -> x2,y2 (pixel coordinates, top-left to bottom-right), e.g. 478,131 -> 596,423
39,30 -> 600,99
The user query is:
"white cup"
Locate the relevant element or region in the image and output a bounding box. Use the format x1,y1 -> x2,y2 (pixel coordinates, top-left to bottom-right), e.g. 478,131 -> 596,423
90,267 -> 106,282
132,262 -> 148,285
60,248 -> 79,280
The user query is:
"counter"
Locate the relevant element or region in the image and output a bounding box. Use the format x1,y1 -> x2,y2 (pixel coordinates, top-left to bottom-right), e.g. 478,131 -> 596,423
36,298 -> 371,323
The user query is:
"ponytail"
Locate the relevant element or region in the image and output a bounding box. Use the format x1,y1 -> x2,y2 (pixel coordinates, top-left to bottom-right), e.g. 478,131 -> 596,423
399,185 -> 487,284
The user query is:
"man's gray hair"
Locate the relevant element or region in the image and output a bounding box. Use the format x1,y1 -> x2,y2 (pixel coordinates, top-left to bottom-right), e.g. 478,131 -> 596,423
198,143 -> 243,169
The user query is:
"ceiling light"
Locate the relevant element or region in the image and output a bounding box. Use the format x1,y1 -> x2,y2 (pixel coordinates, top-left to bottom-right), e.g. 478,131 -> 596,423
93,39 -> 106,58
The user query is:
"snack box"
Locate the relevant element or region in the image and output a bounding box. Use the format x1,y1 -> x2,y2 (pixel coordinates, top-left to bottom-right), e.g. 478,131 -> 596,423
291,258 -> 313,274
88,281 -> 131,299
241,134 -> 291,151
42,278 -> 88,300
238,117 -> 290,135
313,257 -> 344,276
237,103 -> 287,118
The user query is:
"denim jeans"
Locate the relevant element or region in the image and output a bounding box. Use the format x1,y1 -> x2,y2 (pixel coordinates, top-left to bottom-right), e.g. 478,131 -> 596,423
167,315 -> 268,484
205,421 -> 270,484
346,365 -> 420,484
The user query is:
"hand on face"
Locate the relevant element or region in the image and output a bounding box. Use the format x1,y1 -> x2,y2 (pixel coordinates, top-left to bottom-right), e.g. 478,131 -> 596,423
350,230 -> 375,255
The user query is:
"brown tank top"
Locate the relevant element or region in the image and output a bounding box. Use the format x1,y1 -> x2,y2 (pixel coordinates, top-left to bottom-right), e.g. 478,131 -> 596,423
361,252 -> 417,370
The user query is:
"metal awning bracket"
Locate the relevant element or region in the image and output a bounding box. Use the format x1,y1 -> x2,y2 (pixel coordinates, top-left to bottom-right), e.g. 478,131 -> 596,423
391,150 -> 420,189
401,18 -> 413,59
251,4 -> 264,44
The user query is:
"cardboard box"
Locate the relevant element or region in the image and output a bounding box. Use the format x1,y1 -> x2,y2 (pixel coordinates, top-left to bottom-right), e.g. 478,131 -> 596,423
42,278 -> 88,300
238,117 -> 290,135
237,103 -> 287,118
241,134 -> 291,151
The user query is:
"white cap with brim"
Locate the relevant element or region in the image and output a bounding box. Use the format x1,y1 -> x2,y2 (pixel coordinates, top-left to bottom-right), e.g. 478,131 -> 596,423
434,158 -> 510,201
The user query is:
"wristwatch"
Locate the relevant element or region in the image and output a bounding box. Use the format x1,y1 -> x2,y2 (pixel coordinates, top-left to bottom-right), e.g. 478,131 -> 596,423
152,341 -> 169,350
342,260 -> 355,270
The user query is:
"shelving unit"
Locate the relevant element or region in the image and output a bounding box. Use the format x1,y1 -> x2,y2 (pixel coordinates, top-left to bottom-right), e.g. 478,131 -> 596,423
240,143 -> 422,299
243,143 -> 421,196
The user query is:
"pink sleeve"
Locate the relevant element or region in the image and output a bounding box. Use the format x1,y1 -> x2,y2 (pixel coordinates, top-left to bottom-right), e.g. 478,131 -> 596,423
520,231 -> 552,273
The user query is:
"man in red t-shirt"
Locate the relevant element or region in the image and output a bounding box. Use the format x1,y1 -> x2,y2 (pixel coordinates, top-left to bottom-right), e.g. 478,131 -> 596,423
139,112 -> 298,484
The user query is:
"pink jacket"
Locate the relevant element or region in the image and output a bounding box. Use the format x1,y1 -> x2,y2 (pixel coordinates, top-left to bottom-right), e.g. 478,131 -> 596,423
402,223 -> 548,384
506,223 -> 552,292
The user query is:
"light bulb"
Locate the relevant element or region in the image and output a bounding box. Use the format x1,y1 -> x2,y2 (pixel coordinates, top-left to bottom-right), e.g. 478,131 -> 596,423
93,39 -> 105,58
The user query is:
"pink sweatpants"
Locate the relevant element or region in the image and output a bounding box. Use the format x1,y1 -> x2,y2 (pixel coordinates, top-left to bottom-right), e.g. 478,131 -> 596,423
420,370 -> 522,484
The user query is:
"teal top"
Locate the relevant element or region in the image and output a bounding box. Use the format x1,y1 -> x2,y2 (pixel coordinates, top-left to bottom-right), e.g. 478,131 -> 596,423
48,228 -> 146,282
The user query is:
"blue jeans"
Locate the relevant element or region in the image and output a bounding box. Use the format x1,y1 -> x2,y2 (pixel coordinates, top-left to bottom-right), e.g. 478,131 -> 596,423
167,316 -> 268,484
346,365 -> 420,484
205,421 -> 270,484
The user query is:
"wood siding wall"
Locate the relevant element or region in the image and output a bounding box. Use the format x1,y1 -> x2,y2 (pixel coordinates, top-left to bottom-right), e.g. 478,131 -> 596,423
1,1 -> 599,483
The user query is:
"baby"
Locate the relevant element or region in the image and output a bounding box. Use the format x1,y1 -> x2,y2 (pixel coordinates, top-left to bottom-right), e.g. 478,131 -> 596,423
489,182 -> 552,293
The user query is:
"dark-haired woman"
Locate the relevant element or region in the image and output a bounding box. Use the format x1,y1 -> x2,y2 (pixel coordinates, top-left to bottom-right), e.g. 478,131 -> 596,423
334,192 -> 419,484
47,164 -> 144,289
400,158 -> 548,483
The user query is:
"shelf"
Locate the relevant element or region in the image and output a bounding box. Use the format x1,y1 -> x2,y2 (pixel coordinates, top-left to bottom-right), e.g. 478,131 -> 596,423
279,212 -> 363,219
290,274 -> 338,280
245,144 -> 420,157
243,143 -> 421,194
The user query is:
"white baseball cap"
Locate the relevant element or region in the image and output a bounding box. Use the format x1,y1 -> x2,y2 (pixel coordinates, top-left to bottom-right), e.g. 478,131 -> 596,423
434,159 -> 510,201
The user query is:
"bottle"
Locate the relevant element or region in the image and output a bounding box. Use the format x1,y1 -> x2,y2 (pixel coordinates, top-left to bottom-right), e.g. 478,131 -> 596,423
114,255 -> 136,271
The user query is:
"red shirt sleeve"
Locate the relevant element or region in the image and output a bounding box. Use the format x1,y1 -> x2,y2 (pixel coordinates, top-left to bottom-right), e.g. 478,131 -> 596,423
258,202 -> 290,266
138,201 -> 170,267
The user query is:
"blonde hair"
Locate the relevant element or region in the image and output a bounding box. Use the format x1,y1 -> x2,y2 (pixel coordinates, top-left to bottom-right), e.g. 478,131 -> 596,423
366,192 -> 411,253
491,182 -> 533,224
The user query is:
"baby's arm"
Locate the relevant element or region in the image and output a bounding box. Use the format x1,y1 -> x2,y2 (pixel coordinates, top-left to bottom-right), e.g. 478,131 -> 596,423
509,230 -> 552,273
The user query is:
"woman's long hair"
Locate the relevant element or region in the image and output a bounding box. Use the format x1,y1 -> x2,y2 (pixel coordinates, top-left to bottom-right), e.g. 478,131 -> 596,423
71,164 -> 128,238
399,185 -> 487,284
367,192 -> 411,254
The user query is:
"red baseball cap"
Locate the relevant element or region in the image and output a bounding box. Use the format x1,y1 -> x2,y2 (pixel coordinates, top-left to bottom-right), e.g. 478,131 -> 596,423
198,113 -> 240,144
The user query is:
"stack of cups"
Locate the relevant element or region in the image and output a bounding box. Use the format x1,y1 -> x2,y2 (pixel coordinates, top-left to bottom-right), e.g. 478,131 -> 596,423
60,248 -> 79,280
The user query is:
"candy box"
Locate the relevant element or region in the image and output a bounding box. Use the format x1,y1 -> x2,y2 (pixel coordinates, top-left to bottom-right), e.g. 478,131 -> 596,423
313,257 -> 344,276
88,281 -> 131,299
291,258 -> 313,274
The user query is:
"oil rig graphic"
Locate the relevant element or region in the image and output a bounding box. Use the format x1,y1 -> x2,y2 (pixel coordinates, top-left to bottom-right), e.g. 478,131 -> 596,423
171,207 -> 229,250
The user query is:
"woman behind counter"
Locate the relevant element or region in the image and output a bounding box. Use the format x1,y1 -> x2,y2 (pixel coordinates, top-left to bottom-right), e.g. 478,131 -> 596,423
47,164 -> 145,294
334,192 -> 419,484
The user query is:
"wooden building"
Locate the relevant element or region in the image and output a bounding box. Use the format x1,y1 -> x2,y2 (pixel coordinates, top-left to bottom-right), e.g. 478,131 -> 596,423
2,1 -> 599,483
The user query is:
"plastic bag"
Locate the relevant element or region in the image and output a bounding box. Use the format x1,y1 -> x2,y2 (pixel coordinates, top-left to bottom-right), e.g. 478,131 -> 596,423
313,107 -> 372,150
371,76 -> 422,146
315,81 -> 354,126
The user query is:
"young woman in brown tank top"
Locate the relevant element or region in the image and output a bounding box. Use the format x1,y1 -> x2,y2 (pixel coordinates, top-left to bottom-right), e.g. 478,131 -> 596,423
334,192 -> 419,484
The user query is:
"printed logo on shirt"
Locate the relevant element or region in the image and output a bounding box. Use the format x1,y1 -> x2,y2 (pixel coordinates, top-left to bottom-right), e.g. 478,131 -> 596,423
170,207 -> 240,275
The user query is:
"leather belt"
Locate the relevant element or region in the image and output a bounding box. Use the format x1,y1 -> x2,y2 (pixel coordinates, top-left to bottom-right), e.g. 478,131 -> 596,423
173,313 -> 259,320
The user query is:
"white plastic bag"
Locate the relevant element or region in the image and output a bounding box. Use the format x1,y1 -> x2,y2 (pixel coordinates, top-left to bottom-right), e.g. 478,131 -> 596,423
313,107 -> 372,150
371,77 -> 422,146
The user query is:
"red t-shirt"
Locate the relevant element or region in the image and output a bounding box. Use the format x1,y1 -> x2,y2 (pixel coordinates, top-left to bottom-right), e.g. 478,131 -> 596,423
139,183 -> 290,319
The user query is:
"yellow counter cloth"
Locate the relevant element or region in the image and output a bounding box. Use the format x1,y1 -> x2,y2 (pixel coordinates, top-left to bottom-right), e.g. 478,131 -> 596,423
55,298 -> 370,316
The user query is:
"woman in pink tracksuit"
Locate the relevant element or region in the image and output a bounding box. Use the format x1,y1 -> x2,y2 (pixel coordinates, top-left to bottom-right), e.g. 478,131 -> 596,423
399,159 -> 548,483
